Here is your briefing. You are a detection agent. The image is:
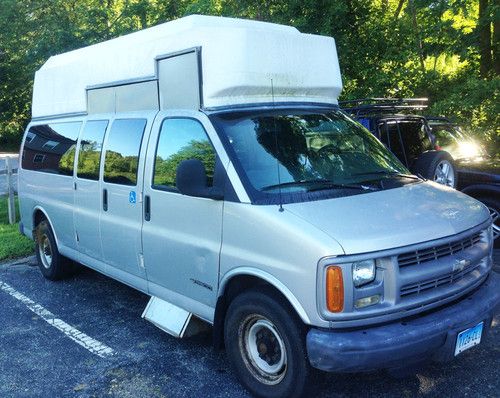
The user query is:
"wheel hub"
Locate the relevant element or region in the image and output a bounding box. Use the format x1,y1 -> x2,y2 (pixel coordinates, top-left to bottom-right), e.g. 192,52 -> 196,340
39,234 -> 53,269
434,160 -> 455,187
239,316 -> 287,385
255,329 -> 281,366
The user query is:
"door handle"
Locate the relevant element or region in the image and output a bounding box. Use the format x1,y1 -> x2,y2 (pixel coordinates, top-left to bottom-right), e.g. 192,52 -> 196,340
103,189 -> 108,211
144,195 -> 151,221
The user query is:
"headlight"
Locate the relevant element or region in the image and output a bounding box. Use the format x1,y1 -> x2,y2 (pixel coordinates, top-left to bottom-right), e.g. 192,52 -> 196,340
352,260 -> 376,287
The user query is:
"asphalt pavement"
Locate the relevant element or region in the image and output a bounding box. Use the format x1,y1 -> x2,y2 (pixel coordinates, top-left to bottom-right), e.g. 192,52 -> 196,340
0,252 -> 499,398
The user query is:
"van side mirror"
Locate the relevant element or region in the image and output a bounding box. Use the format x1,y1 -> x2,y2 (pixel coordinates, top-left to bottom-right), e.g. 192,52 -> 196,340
176,159 -> 224,200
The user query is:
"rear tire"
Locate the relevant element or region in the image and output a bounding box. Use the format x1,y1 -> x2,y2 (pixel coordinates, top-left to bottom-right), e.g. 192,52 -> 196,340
224,288 -> 312,398
413,151 -> 457,188
35,219 -> 73,280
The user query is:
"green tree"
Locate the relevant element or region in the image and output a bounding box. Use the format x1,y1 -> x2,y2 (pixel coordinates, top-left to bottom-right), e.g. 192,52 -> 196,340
0,0 -> 497,154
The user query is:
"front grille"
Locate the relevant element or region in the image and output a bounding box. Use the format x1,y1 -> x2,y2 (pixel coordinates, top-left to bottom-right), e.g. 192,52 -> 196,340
400,261 -> 481,297
398,232 -> 482,267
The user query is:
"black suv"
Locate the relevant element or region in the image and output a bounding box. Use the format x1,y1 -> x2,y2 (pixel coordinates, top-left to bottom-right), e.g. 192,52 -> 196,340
341,98 -> 458,187
427,116 -> 499,244
341,98 -> 499,245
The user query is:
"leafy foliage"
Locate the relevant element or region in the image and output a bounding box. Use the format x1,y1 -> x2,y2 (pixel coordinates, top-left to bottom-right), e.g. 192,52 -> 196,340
0,0 -> 498,154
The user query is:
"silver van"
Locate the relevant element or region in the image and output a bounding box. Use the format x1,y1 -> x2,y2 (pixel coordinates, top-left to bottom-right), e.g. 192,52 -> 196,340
18,15 -> 499,398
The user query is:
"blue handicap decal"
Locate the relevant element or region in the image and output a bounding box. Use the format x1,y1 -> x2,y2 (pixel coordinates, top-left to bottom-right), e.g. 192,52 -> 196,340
129,191 -> 137,204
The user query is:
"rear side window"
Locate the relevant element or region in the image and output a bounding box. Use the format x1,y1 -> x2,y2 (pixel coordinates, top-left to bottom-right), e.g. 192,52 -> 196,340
77,120 -> 108,180
153,118 -> 216,190
378,121 -> 407,166
103,119 -> 146,186
22,122 -> 81,175
399,121 -> 431,161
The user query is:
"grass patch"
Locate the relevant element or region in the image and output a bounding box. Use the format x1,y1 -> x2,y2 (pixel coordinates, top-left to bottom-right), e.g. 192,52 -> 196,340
0,195 -> 35,261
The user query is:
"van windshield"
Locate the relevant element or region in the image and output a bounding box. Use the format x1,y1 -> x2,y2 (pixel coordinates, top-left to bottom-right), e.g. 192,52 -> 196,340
211,109 -> 417,204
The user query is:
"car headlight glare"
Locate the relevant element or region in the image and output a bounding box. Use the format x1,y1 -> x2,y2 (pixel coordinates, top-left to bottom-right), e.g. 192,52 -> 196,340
352,260 -> 376,287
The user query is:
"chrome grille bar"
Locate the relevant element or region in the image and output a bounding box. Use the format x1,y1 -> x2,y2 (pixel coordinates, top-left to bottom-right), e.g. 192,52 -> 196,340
398,232 -> 482,267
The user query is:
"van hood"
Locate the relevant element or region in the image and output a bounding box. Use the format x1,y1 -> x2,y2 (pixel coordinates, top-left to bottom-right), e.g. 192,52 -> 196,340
285,181 -> 490,255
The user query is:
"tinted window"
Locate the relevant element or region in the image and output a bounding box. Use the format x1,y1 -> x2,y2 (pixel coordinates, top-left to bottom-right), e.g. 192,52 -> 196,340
432,126 -> 460,147
378,119 -> 432,167
378,121 -> 407,166
22,122 -> 81,175
103,119 -> 146,186
153,119 -> 216,190
77,120 -> 108,180
400,121 -> 431,161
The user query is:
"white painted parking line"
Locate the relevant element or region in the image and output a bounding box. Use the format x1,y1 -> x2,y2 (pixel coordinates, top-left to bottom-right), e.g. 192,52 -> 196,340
0,280 -> 115,358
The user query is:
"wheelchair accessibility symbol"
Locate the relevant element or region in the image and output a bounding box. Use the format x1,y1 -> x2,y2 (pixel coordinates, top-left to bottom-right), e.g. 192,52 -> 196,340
129,191 -> 137,204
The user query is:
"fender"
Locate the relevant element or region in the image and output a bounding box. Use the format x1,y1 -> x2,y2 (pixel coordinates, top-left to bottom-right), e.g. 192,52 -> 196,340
218,267 -> 311,324
460,183 -> 500,197
32,206 -> 60,247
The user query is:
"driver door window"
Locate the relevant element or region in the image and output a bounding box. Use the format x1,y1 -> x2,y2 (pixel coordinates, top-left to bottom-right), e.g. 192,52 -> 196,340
153,118 -> 216,191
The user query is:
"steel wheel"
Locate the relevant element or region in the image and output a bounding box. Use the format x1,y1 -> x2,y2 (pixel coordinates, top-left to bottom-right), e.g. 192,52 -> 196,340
433,160 -> 455,187
35,219 -> 74,280
38,233 -> 53,269
225,289 -> 311,398
239,315 -> 287,385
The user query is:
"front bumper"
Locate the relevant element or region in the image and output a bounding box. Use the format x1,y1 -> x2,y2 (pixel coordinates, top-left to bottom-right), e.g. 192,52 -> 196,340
307,272 -> 500,372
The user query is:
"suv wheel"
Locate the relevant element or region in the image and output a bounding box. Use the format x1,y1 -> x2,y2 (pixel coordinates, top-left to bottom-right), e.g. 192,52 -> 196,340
478,196 -> 500,248
413,151 -> 457,188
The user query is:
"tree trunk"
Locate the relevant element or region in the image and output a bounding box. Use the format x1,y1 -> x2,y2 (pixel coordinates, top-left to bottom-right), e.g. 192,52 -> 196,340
408,0 -> 425,72
493,0 -> 500,75
394,0 -> 405,19
479,0 -> 493,77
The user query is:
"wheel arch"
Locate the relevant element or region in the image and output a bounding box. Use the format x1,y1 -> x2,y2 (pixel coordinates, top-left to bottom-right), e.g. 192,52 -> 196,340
460,184 -> 500,200
413,150 -> 457,187
32,206 -> 60,246
212,268 -> 311,350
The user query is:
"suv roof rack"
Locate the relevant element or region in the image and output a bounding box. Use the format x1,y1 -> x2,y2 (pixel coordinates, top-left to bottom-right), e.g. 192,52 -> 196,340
425,116 -> 453,124
340,98 -> 428,116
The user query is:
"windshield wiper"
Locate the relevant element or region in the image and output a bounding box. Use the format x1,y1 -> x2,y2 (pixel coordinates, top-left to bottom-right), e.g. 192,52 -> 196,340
352,170 -> 421,180
261,179 -> 378,192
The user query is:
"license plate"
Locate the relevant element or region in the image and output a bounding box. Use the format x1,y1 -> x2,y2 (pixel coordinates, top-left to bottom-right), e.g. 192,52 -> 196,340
454,322 -> 483,356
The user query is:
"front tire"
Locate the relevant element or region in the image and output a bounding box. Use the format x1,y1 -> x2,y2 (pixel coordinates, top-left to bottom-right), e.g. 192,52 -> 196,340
224,288 -> 311,398
35,219 -> 72,280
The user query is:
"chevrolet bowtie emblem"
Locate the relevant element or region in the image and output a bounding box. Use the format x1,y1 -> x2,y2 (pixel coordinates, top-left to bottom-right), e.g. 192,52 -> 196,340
453,259 -> 471,272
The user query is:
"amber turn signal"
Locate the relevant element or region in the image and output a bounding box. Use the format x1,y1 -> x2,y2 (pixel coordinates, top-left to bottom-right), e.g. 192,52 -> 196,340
326,266 -> 344,312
